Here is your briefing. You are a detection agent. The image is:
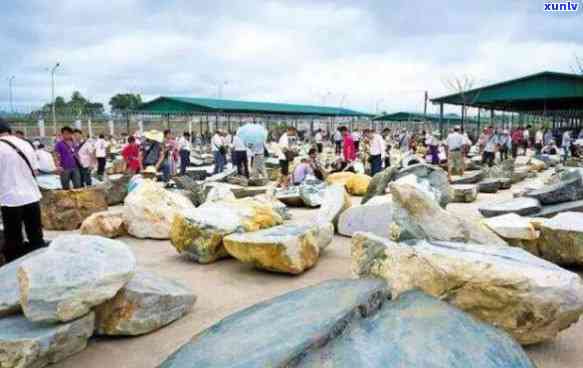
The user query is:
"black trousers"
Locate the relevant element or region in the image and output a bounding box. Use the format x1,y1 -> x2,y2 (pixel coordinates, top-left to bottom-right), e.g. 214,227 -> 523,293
97,157 -> 107,177
1,201 -> 45,263
179,149 -> 191,175
232,150 -> 249,177
482,151 -> 495,167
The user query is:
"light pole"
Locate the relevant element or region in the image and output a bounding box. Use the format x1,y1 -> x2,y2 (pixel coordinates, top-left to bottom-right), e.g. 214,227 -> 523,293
375,98 -> 384,114
50,62 -> 60,134
8,76 -> 14,113
217,80 -> 228,99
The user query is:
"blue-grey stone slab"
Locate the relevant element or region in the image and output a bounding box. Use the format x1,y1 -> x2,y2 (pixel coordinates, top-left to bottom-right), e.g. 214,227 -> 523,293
526,170 -> 583,205
160,280 -> 533,368
479,197 -> 542,218
299,290 -> 534,368
0,249 -> 46,317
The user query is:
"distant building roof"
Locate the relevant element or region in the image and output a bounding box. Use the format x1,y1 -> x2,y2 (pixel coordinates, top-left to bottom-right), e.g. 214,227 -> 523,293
137,96 -> 371,117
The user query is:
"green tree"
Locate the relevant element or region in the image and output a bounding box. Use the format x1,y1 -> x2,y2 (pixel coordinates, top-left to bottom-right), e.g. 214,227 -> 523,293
109,93 -> 142,114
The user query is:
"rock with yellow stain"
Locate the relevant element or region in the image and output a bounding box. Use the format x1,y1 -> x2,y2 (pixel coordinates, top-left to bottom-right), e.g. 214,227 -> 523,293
124,180 -> 196,239
18,235 -> 136,323
390,182 -> 506,245
345,174 -> 371,196
351,232 -> 583,345
95,271 -> 195,336
326,172 -> 356,187
80,209 -> 127,238
528,158 -> 546,172
170,199 -> 283,264
224,222 -> 331,274
40,187 -> 108,230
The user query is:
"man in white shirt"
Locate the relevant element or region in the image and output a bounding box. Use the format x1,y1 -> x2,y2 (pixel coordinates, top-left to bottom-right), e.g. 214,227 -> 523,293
232,134 -> 249,177
34,142 -> 57,174
314,129 -> 323,153
178,132 -> 192,176
277,127 -> 297,188
0,119 -> 46,262
211,130 -> 226,174
366,129 -> 385,176
446,126 -> 465,180
482,130 -> 499,167
95,134 -> 109,179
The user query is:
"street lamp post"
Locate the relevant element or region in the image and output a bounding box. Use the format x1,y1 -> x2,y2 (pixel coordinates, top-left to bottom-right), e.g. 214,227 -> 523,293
8,76 -> 15,113
50,62 -> 60,134
217,80 -> 228,99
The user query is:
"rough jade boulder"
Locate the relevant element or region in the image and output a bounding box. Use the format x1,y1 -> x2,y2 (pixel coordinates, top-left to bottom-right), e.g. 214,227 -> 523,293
224,222 -> 333,274
0,249 -> 45,317
80,209 -> 127,238
100,174 -> 131,206
526,170 -> 583,205
390,183 -> 505,245
338,201 -> 394,238
316,184 -> 351,228
173,176 -> 208,206
205,183 -> 236,203
275,186 -> 304,207
483,214 -> 540,255
124,180 -> 196,239
0,312 -> 95,368
40,187 -> 108,231
345,174 -> 371,196
170,199 -> 283,264
479,197 -> 542,218
478,179 -> 500,193
535,199 -> 583,218
159,279 -> 533,368
482,159 -> 514,180
449,184 -> 478,203
253,194 -> 292,221
325,172 -> 356,187
538,212 -> 583,266
450,171 -> 482,185
95,271 -> 196,336
299,184 -> 325,208
18,235 -> 136,323
351,232 -> 583,345
363,164 -> 449,208
512,166 -> 529,184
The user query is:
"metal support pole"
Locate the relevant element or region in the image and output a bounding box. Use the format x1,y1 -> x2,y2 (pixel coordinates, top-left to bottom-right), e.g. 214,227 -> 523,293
439,103 -> 444,137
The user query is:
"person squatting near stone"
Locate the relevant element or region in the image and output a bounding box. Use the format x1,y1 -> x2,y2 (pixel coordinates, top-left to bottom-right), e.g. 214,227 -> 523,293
0,118 -> 47,263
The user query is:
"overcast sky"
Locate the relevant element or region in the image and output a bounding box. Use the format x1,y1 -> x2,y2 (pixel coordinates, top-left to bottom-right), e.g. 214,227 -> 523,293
1,0 -> 582,114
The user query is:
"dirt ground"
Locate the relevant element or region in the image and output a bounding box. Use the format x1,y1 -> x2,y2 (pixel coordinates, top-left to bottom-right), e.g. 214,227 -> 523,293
50,173 -> 583,368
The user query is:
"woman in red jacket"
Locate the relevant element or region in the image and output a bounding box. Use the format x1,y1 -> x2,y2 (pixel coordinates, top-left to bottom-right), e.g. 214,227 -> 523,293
342,127 -> 356,162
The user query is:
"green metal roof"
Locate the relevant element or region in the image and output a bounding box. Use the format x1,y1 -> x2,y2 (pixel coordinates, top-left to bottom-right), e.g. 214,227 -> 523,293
137,96 -> 370,117
431,71 -> 583,112
372,111 -> 485,125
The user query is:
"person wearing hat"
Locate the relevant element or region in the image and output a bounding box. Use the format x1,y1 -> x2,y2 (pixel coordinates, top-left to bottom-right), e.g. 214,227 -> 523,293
0,118 -> 46,262
141,130 -> 164,177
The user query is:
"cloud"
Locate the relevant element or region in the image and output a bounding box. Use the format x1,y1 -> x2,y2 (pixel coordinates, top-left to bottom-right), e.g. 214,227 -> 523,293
0,0 -> 582,114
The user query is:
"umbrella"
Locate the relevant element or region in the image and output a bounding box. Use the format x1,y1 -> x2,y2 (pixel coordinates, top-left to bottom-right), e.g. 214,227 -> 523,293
237,123 -> 267,146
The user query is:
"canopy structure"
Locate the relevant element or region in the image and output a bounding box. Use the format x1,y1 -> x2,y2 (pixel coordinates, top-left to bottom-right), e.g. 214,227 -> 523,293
431,71 -> 583,134
372,111 -> 485,128
137,96 -> 370,117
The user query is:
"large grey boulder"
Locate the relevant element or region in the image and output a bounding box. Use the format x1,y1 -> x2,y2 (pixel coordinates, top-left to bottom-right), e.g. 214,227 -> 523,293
390,183 -> 505,245
316,184 -> 351,229
95,271 -> 196,336
479,197 -> 542,218
512,166 -> 529,184
18,235 -> 136,323
0,249 -> 45,317
352,232 -> 583,345
0,312 -> 95,368
449,184 -> 478,203
100,174 -> 131,206
538,212 -> 583,266
159,279 -> 533,368
526,169 -> 583,205
483,214 -> 540,255
535,199 -> 583,218
299,183 -> 325,208
450,171 -> 482,184
482,159 -> 514,180
338,200 -> 393,238
363,163 -> 449,208
478,179 -> 500,193
275,186 -> 304,207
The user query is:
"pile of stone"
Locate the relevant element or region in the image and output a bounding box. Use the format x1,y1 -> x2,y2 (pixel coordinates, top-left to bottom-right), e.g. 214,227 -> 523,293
351,232 -> 583,345
0,235 -> 195,368
480,168 -> 583,218
363,163 -> 450,208
159,279 -> 534,367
